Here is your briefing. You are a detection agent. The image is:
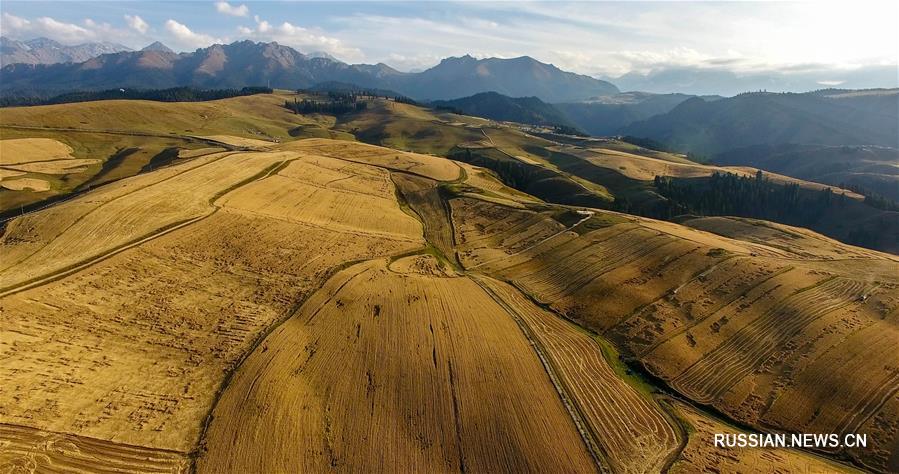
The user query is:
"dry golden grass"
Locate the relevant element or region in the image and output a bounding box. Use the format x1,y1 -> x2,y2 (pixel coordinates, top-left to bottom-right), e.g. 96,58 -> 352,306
197,258 -> 595,473
0,423 -> 190,473
450,196 -> 899,472
0,169 -> 25,180
0,150 -> 295,291
0,141 -> 426,465
0,138 -> 74,165
668,401 -> 858,473
0,92 -> 314,142
560,145 -> 863,198
1,177 -> 50,191
682,216 -> 893,260
177,146 -> 226,158
220,158 -> 421,241
197,134 -> 275,149
459,162 -> 542,203
280,138 -> 463,181
451,197 -> 567,268
6,158 -> 100,174
475,275 -> 681,473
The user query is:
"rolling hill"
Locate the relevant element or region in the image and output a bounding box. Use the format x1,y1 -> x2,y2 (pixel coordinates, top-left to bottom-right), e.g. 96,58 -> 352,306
431,91 -> 578,128
715,143 -> 899,202
555,92 -> 712,136
1,94 -> 896,473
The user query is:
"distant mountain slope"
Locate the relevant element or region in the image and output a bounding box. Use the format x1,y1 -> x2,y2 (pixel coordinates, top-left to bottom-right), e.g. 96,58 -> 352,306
622,89 -> 899,156
715,144 -> 899,202
1,36 -> 131,66
0,42 -> 618,102
554,92 -> 713,135
394,55 -> 617,102
431,91 -> 576,128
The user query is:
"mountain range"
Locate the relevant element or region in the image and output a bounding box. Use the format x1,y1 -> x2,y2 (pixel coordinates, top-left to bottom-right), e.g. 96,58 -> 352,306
622,89 -> 899,156
0,40 -> 618,102
0,36 -> 131,67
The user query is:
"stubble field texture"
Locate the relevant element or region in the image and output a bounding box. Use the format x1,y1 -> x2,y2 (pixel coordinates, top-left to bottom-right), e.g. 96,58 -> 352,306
1,93 -> 896,473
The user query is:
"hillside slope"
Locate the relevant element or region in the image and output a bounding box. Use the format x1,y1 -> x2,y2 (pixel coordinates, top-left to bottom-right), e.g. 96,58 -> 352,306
622,90 -> 899,155
431,91 -> 577,128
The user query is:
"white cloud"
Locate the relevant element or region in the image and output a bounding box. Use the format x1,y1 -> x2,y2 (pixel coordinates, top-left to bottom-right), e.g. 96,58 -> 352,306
165,19 -> 220,48
1,11 -> 152,47
124,14 -> 148,34
1,12 -> 31,31
237,16 -> 362,62
215,1 -> 249,17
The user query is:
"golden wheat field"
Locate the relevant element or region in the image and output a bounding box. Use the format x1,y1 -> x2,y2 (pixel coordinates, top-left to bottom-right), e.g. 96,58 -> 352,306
450,195 -> 898,472
1,94 -> 896,474
197,257 -> 595,473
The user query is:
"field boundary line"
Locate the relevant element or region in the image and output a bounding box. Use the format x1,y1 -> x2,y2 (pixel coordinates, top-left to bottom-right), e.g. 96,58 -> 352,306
0,421 -> 190,456
468,211 -> 592,269
470,273 -> 607,473
0,213 -> 209,297
0,154 -> 293,297
0,151 -> 238,272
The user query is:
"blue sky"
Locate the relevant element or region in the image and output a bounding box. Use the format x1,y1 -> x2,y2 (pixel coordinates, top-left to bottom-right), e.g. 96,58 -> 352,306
1,1 -> 897,78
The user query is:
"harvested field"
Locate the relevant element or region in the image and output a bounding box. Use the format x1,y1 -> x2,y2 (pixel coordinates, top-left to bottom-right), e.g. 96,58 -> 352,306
0,138 -> 74,164
0,169 -> 25,179
459,162 -> 541,203
474,275 -> 681,473
668,401 -> 858,473
6,158 -> 100,174
0,150 -> 294,291
197,258 -> 595,473
1,177 -> 50,191
281,138 -> 463,181
0,423 -> 190,473
451,197 -> 567,268
198,135 -> 274,149
682,216 -> 891,260
0,141 -> 423,466
220,159 -> 421,241
451,195 -> 899,471
177,147 -> 226,158
562,145 -> 862,197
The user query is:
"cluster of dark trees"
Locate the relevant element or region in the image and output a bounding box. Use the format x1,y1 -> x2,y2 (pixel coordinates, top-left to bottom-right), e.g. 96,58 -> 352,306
0,87 -> 272,107
619,135 -> 673,153
433,104 -> 465,115
552,124 -> 588,136
836,182 -> 899,211
652,171 -> 850,224
284,96 -> 368,115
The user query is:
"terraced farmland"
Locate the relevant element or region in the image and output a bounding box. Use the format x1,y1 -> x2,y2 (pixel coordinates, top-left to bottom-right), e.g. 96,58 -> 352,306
450,195 -> 899,472
474,275 -> 681,473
